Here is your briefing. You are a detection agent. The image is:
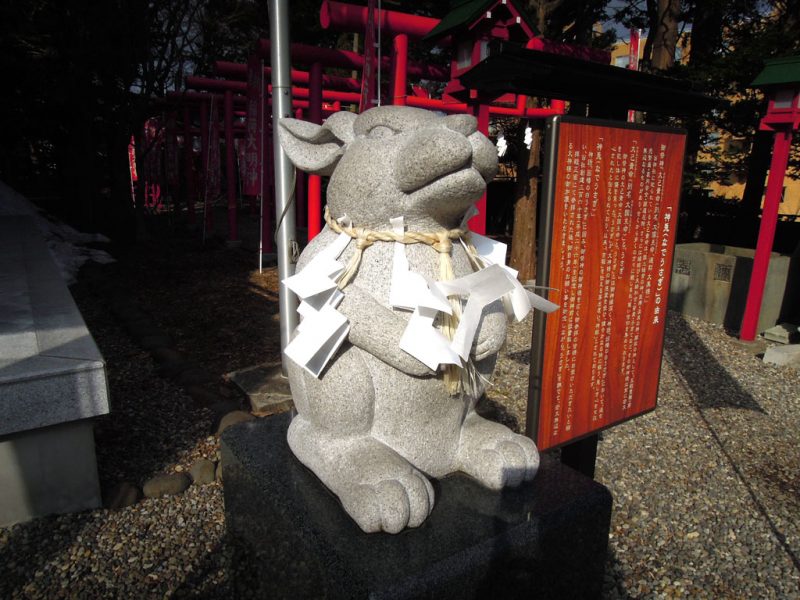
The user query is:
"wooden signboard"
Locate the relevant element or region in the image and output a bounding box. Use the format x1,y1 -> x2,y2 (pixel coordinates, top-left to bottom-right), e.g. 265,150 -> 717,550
527,116 -> 687,451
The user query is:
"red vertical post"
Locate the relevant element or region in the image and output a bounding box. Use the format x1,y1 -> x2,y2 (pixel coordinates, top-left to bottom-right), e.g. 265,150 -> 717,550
225,90 -> 237,242
739,129 -> 793,340
390,34 -> 408,106
165,112 -> 180,205
294,108 -> 307,230
308,61 -> 324,240
199,100 -> 210,229
359,0 -> 379,112
206,100 -> 221,234
307,176 -> 323,240
262,120 -> 274,253
182,105 -> 196,224
468,103 -> 490,234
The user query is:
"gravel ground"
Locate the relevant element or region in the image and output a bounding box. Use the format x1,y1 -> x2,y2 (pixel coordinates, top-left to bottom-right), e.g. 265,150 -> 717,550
1,230 -> 799,598
490,314 -> 800,599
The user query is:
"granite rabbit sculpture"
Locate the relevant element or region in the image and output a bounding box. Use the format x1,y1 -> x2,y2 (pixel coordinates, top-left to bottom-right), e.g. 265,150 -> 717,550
278,106 -> 539,534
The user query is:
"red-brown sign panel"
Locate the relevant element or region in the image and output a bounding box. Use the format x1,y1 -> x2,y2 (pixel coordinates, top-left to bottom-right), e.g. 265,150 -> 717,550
535,117 -> 686,450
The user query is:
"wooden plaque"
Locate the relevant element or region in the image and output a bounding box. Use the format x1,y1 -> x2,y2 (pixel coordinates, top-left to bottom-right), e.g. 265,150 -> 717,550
530,117 -> 686,450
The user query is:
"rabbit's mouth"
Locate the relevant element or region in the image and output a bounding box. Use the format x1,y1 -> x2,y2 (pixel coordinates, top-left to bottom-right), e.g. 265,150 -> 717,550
406,166 -> 487,220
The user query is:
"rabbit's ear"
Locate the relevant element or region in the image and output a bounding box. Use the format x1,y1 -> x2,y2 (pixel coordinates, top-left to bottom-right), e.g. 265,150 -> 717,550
277,111 -> 356,176
322,110 -> 356,145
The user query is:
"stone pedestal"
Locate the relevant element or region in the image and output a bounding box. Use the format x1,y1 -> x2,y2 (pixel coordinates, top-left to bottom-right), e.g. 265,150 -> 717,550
668,243 -> 791,333
0,422 -> 101,525
221,414 -> 612,599
0,216 -> 109,526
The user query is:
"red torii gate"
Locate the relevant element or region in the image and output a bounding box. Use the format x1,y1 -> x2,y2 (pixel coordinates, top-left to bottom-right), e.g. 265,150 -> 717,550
214,58 -> 361,239
255,38 -> 455,239
211,59 -> 357,242
214,60 -> 362,93
183,73 -> 349,245
165,2 -> 574,244
740,56 -> 800,341
317,0 -> 578,234
178,83 -> 247,241
186,75 -> 362,105
160,1 -> 610,248
164,90 -> 250,230
154,92 -> 247,226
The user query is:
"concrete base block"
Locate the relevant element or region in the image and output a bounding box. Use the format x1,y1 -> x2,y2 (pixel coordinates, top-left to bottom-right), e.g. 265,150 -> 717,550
668,243 -> 791,334
0,421 -> 102,527
221,413 -> 613,599
763,323 -> 800,345
0,215 -> 108,528
763,344 -> 800,368
226,362 -> 293,416
730,337 -> 768,355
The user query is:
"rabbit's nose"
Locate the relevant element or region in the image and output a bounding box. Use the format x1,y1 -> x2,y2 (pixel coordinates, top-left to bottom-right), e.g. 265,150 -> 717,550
395,128 -> 473,193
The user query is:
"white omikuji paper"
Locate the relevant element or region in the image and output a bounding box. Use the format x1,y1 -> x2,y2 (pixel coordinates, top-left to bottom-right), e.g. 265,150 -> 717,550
283,228 -> 353,376
435,264 -> 517,361
388,216 -> 417,310
284,255 -> 343,311
284,304 -> 350,377
390,214 -> 559,370
463,232 -> 559,321
416,274 -> 453,314
399,306 -> 461,371
389,216 -> 452,315
283,230 -> 351,300
296,289 -> 344,322
467,231 -> 508,267
500,264 -> 559,318
285,209 -> 560,377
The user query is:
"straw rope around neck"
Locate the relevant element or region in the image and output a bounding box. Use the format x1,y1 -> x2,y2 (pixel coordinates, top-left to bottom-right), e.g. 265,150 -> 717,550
324,206 -> 483,395
324,206 -> 469,288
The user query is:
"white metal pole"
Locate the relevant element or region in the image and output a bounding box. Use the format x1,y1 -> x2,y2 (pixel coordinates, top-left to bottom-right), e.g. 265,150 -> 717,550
268,0 -> 298,375
258,60 -> 265,274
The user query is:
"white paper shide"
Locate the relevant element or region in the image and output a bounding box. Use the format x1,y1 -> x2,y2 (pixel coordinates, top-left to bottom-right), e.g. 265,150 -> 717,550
282,213 -> 558,378
282,228 -> 351,377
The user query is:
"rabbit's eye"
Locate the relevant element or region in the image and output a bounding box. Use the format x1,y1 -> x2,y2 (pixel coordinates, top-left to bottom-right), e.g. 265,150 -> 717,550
367,125 -> 394,139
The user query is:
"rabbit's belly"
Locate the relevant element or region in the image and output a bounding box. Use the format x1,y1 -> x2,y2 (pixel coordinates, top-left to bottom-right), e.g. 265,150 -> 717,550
362,350 -> 467,477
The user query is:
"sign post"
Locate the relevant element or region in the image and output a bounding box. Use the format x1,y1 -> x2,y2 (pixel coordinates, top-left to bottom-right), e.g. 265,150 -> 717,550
627,29 -> 641,123
527,116 -> 686,463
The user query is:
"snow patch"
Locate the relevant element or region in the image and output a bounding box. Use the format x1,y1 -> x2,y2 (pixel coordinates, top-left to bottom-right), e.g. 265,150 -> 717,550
0,180 -> 115,283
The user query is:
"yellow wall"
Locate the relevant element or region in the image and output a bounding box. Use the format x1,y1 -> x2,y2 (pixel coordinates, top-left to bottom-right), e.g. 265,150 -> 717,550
609,32 -> 690,67
709,168 -> 800,218
610,35 -> 800,218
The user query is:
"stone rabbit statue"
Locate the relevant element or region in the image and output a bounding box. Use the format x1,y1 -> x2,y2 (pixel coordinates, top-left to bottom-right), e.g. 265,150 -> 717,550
278,106 -> 540,534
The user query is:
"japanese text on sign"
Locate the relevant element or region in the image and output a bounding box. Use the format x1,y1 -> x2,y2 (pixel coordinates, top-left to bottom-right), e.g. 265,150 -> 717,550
536,119 -> 686,450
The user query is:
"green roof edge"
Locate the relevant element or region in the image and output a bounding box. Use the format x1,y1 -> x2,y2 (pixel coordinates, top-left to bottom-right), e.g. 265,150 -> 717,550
751,54 -> 800,88
423,0 -> 537,42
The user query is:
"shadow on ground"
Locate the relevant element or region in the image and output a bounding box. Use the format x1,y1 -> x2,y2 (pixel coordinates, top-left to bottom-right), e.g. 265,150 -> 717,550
663,313 -> 764,413
664,312 -> 800,573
